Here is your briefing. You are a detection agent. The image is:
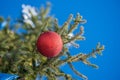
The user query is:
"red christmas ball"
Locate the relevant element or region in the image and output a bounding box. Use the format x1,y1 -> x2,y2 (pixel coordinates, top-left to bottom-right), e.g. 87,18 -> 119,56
36,31 -> 63,58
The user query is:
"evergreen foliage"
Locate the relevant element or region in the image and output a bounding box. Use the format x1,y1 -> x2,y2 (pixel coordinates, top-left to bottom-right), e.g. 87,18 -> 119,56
0,3 -> 104,80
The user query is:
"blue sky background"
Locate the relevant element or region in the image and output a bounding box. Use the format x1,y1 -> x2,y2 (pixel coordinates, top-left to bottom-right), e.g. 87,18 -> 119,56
0,0 -> 120,80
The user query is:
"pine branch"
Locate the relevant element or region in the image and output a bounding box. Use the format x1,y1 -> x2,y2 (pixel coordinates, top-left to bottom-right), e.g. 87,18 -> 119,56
0,2 -> 104,80
68,62 -> 88,80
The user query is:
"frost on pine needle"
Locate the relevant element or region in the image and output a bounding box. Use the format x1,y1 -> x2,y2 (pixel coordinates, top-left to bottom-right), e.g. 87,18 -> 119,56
66,33 -> 80,48
24,19 -> 35,28
22,4 -> 38,18
0,3 -> 104,80
22,4 -> 38,28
